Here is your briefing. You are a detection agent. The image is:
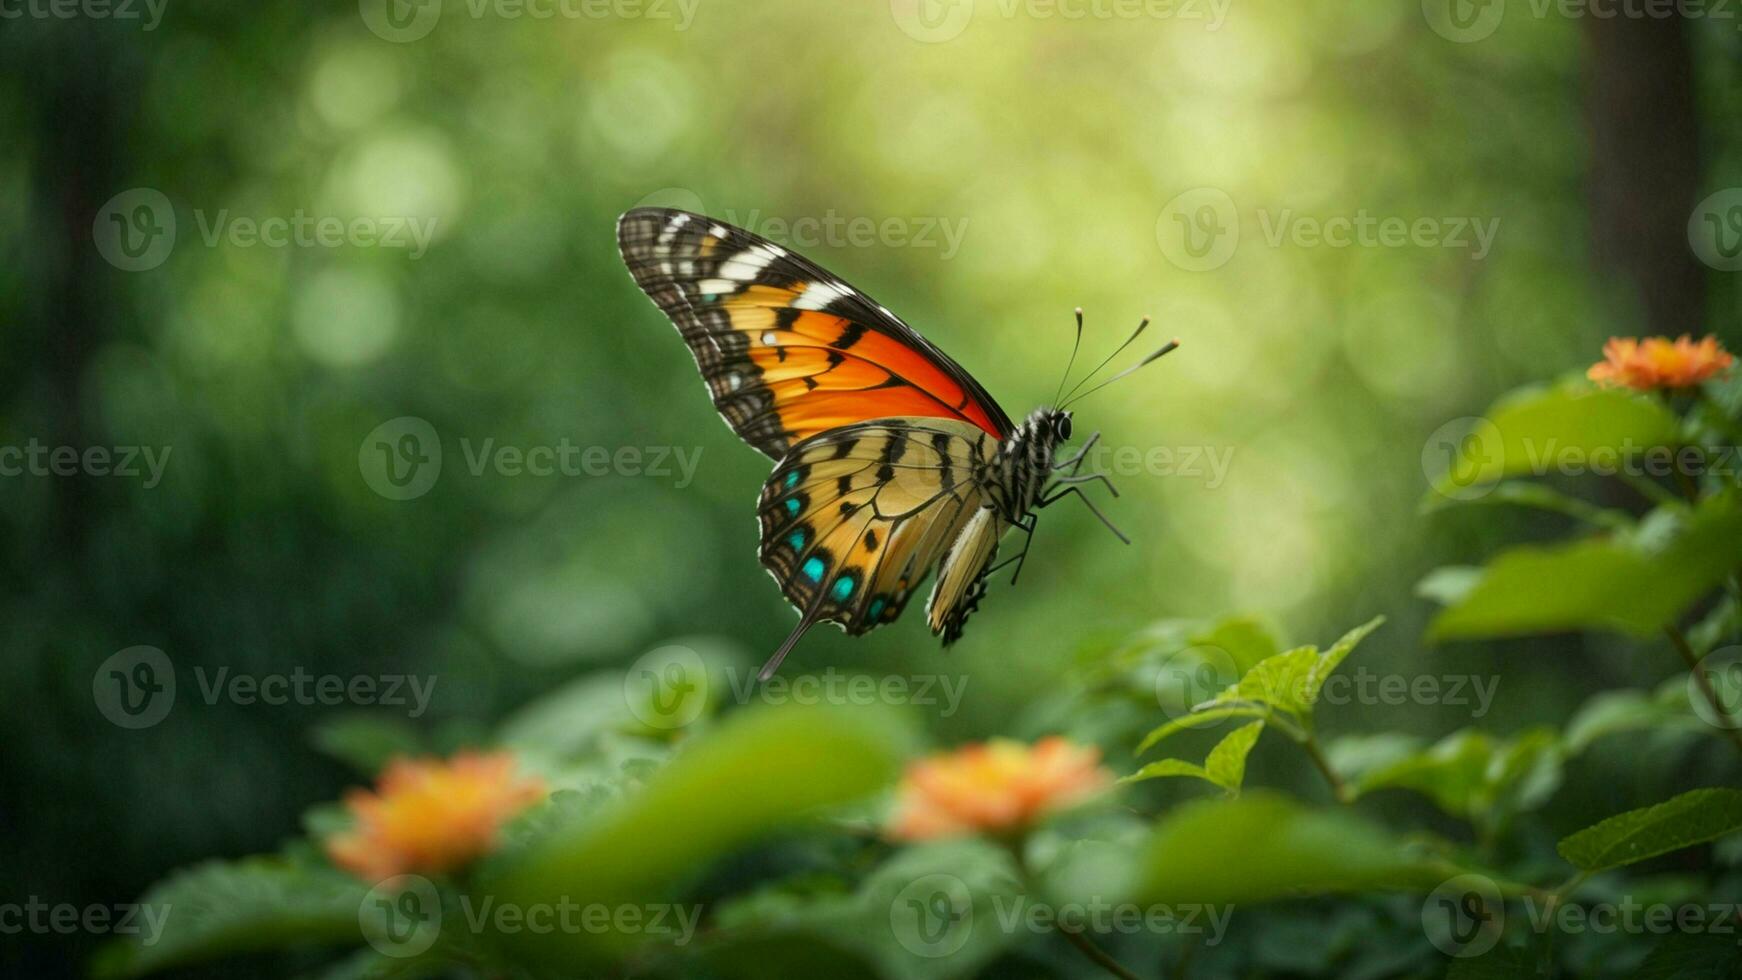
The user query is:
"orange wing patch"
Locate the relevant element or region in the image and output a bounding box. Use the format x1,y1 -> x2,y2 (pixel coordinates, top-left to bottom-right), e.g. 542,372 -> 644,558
619,208 -> 1012,460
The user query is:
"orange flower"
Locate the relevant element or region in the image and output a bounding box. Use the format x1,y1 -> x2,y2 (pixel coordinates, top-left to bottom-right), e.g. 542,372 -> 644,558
886,737 -> 1113,841
326,751 -> 545,882
1587,335 -> 1734,390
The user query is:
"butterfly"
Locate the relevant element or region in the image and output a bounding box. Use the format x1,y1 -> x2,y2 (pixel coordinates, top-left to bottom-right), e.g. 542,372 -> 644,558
617,207 -> 1179,680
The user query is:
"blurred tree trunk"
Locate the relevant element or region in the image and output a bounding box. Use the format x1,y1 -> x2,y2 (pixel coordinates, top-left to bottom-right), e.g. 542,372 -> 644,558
1581,16 -> 1705,335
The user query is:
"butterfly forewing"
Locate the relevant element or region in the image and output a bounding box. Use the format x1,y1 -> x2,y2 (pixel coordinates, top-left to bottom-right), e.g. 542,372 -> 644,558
617,208 -> 1013,459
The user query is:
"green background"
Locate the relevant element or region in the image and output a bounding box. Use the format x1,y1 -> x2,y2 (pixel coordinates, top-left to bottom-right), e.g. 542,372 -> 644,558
2,0 -> 1740,975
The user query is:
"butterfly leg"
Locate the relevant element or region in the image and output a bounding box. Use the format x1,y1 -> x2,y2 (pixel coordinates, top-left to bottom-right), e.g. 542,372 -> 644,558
1051,430 -> 1101,476
986,513 -> 1039,585
1047,472 -> 1120,498
1039,485 -> 1131,545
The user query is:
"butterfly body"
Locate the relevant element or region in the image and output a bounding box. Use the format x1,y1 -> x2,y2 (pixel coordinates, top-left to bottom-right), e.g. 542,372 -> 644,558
617,207 -> 1154,679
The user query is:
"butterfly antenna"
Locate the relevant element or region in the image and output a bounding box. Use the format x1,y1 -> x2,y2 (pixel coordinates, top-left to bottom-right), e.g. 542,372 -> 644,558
1061,337 -> 1182,409
1059,315 -> 1153,405
1052,307 -> 1086,406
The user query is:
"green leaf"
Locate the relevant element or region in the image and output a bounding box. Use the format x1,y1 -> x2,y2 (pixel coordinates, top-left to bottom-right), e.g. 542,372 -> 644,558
1303,616 -> 1386,703
1136,617 -> 1385,752
1429,495 -> 1742,640
1557,787 -> 1742,872
1446,945 -> 1541,980
94,860 -> 370,978
1351,729 -> 1495,817
309,714 -> 426,775
478,702 -> 912,967
1562,688 -> 1701,754
1416,566 -> 1483,606
1232,617 -> 1385,722
1134,792 -> 1455,905
702,839 -> 1023,980
1351,728 -> 1561,828
1124,721 -> 1264,793
1189,614 -> 1283,676
1203,720 -> 1264,791
1424,479 -> 1634,530
1425,382 -> 1680,496
1633,929 -> 1742,980
1136,703 -> 1272,754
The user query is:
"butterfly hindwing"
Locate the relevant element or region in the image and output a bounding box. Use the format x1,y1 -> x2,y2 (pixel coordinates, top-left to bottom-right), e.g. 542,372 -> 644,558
757,418 -> 1004,638
617,208 -> 1014,460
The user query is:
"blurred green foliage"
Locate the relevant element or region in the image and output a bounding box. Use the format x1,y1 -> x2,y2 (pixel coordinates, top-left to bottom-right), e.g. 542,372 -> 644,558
4,0 -> 1742,977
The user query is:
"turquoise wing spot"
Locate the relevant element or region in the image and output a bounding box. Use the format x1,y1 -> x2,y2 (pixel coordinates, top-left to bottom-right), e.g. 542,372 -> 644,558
831,575 -> 856,603
802,556 -> 826,582
784,470 -> 801,488
787,530 -> 806,551
784,497 -> 801,517
867,596 -> 886,620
